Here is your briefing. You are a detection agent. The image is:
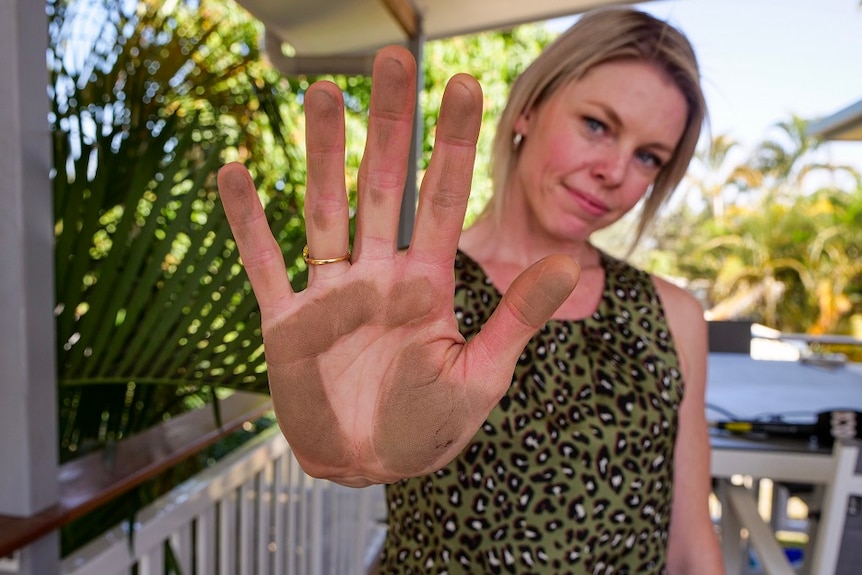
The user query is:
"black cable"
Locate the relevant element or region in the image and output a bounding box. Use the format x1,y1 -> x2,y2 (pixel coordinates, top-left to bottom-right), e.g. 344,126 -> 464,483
705,402 -> 739,421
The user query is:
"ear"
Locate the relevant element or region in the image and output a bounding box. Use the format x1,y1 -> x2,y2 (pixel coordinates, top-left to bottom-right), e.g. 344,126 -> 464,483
514,109 -> 532,137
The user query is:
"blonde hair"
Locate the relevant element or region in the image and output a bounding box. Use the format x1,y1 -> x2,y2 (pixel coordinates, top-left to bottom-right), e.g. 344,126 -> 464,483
484,8 -> 707,246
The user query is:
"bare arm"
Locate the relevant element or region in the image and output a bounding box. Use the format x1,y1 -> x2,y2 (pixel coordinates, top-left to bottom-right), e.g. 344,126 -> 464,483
655,278 -> 724,575
217,46 -> 580,487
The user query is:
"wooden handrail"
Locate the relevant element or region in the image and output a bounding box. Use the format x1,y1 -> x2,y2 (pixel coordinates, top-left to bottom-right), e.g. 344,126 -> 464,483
0,391 -> 273,558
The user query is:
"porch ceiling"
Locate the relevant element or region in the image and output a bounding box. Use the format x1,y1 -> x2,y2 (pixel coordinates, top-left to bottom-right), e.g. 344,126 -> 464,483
234,0 -> 640,74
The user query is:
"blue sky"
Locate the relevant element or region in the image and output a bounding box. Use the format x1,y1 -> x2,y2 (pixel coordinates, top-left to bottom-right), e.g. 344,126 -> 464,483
552,0 -> 862,169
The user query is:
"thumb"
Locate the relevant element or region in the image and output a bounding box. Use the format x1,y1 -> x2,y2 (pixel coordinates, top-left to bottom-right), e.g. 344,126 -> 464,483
465,254 -> 581,405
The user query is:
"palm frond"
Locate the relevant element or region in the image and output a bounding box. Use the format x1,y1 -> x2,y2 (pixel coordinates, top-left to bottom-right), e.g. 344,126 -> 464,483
51,0 -> 307,460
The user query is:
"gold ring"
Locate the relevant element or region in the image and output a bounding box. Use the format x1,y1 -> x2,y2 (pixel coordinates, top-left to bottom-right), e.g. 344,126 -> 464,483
302,245 -> 351,265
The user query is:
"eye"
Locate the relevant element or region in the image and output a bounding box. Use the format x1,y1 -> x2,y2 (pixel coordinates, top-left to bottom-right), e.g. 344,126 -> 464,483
636,151 -> 663,170
584,117 -> 606,134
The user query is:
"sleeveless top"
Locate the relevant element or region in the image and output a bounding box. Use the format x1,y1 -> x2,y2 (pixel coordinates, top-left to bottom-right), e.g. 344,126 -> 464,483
380,250 -> 685,575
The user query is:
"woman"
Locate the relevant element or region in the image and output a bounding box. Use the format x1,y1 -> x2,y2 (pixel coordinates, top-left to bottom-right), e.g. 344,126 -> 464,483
217,7 -> 723,573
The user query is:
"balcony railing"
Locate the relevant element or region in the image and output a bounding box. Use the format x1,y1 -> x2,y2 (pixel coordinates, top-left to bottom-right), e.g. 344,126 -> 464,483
61,425 -> 386,575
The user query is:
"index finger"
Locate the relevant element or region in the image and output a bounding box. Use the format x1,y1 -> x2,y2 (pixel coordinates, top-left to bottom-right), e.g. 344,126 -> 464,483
409,74 -> 483,265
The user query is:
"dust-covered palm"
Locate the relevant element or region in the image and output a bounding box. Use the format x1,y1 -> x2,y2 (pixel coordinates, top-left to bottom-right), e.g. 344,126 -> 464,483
217,47 -> 579,487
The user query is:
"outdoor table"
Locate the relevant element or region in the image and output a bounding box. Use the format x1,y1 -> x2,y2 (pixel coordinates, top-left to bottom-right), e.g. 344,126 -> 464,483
706,352 -> 862,575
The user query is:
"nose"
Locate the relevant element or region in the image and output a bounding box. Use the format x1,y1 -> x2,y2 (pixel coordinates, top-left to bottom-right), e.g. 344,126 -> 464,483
590,146 -> 627,187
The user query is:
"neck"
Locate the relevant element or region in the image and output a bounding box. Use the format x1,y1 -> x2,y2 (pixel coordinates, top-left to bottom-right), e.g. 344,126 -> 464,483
460,215 -> 601,272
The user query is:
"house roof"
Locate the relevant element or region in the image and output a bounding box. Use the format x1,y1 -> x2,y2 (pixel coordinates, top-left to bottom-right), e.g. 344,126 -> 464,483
808,98 -> 862,142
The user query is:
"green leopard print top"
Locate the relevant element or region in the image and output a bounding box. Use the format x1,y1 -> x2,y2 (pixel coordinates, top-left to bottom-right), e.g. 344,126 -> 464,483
380,250 -> 685,575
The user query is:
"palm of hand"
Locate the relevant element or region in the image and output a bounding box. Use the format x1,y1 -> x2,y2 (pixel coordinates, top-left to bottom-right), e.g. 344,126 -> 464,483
264,259 -> 478,485
218,47 -> 579,486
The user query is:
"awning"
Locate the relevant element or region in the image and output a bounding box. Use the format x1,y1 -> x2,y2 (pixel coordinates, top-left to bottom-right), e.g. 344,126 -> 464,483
236,0 -> 637,74
808,98 -> 862,142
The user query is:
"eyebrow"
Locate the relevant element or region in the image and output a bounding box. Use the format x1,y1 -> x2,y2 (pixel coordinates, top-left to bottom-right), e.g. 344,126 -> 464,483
590,101 -> 677,155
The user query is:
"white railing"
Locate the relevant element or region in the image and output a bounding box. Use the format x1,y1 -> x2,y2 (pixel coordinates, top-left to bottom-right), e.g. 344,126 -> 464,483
717,480 -> 798,575
61,426 -> 387,575
715,439 -> 862,575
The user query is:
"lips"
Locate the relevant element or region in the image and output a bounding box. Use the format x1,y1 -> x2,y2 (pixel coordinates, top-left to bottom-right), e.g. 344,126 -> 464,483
569,188 -> 609,217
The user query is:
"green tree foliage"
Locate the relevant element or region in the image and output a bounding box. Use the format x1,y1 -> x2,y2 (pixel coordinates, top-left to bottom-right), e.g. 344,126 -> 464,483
747,115 -> 860,198
680,134 -> 761,219
49,0 -> 304,461
49,0 -> 302,554
421,25 -> 555,221
650,118 -> 862,335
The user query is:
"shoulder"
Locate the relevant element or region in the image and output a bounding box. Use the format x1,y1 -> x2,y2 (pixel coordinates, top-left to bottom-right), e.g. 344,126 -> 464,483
603,256 -> 706,358
652,275 -> 708,387
652,276 -> 705,324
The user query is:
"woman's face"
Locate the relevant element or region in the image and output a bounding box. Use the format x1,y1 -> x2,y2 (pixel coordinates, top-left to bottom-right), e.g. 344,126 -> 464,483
511,59 -> 688,243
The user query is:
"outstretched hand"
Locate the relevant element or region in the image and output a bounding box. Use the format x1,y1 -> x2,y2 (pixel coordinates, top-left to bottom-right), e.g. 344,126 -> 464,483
217,46 -> 580,486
